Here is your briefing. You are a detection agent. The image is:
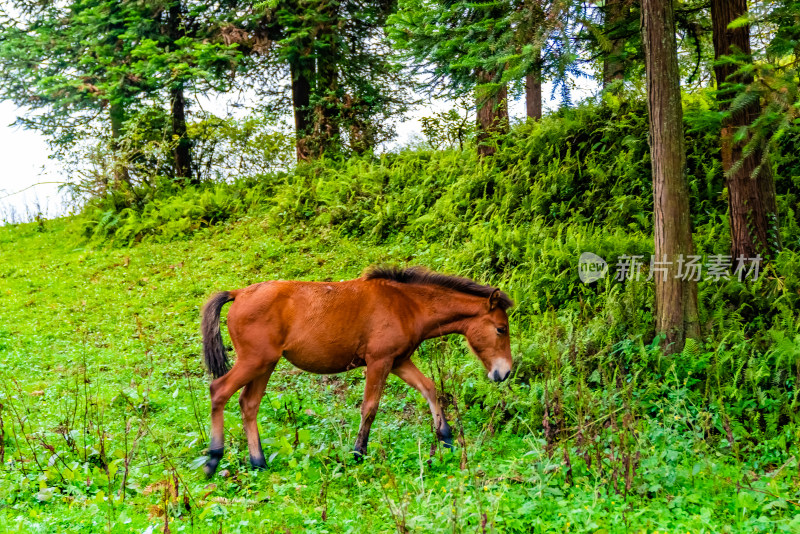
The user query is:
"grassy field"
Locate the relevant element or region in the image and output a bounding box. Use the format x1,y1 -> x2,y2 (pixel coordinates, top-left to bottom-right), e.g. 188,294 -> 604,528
1,210 -> 799,533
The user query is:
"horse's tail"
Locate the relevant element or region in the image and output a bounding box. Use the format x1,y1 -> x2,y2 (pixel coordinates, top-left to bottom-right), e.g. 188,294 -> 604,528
202,291 -> 235,379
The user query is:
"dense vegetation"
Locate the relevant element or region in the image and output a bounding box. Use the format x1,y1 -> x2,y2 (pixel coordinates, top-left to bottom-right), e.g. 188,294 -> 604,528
2,101 -> 800,532
2,0 -> 800,531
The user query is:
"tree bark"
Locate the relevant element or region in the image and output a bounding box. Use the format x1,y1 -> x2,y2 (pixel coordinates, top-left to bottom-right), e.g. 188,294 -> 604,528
525,54 -> 542,120
170,83 -> 194,183
315,0 -> 340,154
168,1 -> 194,184
290,58 -> 314,162
711,0 -> 780,259
476,70 -> 509,157
603,0 -> 627,87
641,0 -> 700,352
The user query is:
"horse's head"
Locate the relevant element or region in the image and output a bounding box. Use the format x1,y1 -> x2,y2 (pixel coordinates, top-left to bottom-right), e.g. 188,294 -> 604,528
464,289 -> 513,382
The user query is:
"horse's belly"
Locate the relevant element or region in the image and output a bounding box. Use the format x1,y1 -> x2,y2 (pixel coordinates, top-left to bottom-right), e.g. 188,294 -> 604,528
282,347 -> 365,375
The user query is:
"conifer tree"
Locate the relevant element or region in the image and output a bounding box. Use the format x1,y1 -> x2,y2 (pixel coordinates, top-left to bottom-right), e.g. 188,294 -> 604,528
389,0 -> 576,154
711,0 -> 781,259
0,0 -> 238,190
233,0 -> 407,160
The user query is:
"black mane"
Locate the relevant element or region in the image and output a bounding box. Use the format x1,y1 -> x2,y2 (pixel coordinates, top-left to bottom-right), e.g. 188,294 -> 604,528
363,265 -> 514,310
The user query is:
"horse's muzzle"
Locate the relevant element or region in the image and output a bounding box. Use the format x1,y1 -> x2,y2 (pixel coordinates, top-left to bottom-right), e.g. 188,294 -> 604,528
489,368 -> 511,382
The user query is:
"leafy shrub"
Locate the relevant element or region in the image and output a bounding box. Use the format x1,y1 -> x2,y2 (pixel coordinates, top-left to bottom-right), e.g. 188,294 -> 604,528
77,98 -> 800,445
80,177 -> 281,244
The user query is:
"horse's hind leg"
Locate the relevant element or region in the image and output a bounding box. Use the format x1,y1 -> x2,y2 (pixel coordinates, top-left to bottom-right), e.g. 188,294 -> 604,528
205,362 -> 267,477
391,359 -> 453,450
239,363 -> 277,470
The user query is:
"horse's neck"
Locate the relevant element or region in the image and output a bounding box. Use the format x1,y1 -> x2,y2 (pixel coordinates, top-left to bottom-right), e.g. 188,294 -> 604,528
411,286 -> 483,340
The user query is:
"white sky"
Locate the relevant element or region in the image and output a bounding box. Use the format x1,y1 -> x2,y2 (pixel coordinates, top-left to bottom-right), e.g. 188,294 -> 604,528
0,101 -> 67,221
0,80 -> 589,223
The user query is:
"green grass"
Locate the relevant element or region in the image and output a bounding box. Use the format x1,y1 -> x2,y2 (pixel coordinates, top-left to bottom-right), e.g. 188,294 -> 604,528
1,211 -> 799,533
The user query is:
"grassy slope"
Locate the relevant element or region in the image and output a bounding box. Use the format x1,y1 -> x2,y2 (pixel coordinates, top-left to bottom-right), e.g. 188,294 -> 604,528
1,212 -> 799,534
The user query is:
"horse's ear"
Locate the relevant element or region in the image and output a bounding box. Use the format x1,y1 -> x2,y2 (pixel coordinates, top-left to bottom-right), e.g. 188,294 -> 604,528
488,289 -> 500,310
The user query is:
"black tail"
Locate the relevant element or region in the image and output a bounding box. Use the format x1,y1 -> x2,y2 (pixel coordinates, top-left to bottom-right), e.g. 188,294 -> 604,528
202,291 -> 235,379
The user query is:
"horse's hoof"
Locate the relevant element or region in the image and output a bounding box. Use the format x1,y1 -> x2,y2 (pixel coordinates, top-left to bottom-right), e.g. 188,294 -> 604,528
250,456 -> 268,470
353,449 -> 365,463
204,460 -> 219,478
438,428 -> 454,451
204,448 -> 224,478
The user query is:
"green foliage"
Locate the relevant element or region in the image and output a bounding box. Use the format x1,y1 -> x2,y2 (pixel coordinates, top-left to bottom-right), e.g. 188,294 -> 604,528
242,0 -> 410,156
388,0 -> 577,101
267,99 -> 724,253
2,193 -> 800,532
0,0 -> 140,142
2,99 -> 800,532
188,113 -> 296,180
57,110 -> 295,219
80,178 -> 278,244
420,101 -> 475,151
0,0 -> 238,135
0,0 -> 241,192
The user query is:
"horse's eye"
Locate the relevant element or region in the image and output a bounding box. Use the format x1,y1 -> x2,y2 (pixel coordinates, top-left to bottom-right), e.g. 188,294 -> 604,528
496,327 -> 507,335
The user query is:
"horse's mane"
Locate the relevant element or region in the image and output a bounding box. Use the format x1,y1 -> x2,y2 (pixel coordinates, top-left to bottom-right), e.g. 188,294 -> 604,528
363,265 -> 514,310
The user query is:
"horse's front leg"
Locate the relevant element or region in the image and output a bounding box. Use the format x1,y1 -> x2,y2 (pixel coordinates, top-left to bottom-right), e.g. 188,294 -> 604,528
353,357 -> 393,460
391,358 -> 453,450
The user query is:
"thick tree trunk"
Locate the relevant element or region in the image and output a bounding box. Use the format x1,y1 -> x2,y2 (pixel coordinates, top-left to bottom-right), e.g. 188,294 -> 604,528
476,70 -> 509,157
315,0 -> 340,154
525,55 -> 542,121
170,83 -> 194,183
711,0 -> 780,259
641,0 -> 700,352
109,102 -> 131,190
290,59 -> 314,162
603,0 -> 627,87
168,2 -> 194,184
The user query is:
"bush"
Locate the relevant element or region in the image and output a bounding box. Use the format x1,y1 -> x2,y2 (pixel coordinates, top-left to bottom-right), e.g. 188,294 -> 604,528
77,98 -> 800,445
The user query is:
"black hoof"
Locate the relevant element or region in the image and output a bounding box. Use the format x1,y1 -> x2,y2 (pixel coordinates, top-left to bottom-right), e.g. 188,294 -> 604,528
353,449 -> 365,463
438,427 -> 454,451
204,447 -> 224,478
250,455 -> 268,470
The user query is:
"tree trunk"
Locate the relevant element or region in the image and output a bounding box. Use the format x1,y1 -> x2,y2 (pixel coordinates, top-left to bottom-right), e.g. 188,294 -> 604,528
476,70 -> 509,157
315,0 -> 340,155
168,1 -> 194,184
170,83 -> 194,183
525,54 -> 542,121
641,0 -> 700,352
290,58 -> 314,162
711,0 -> 780,259
603,0 -> 627,87
109,101 -> 131,191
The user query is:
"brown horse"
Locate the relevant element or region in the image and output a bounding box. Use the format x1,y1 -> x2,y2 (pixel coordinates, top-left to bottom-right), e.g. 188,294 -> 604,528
200,265 -> 514,477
